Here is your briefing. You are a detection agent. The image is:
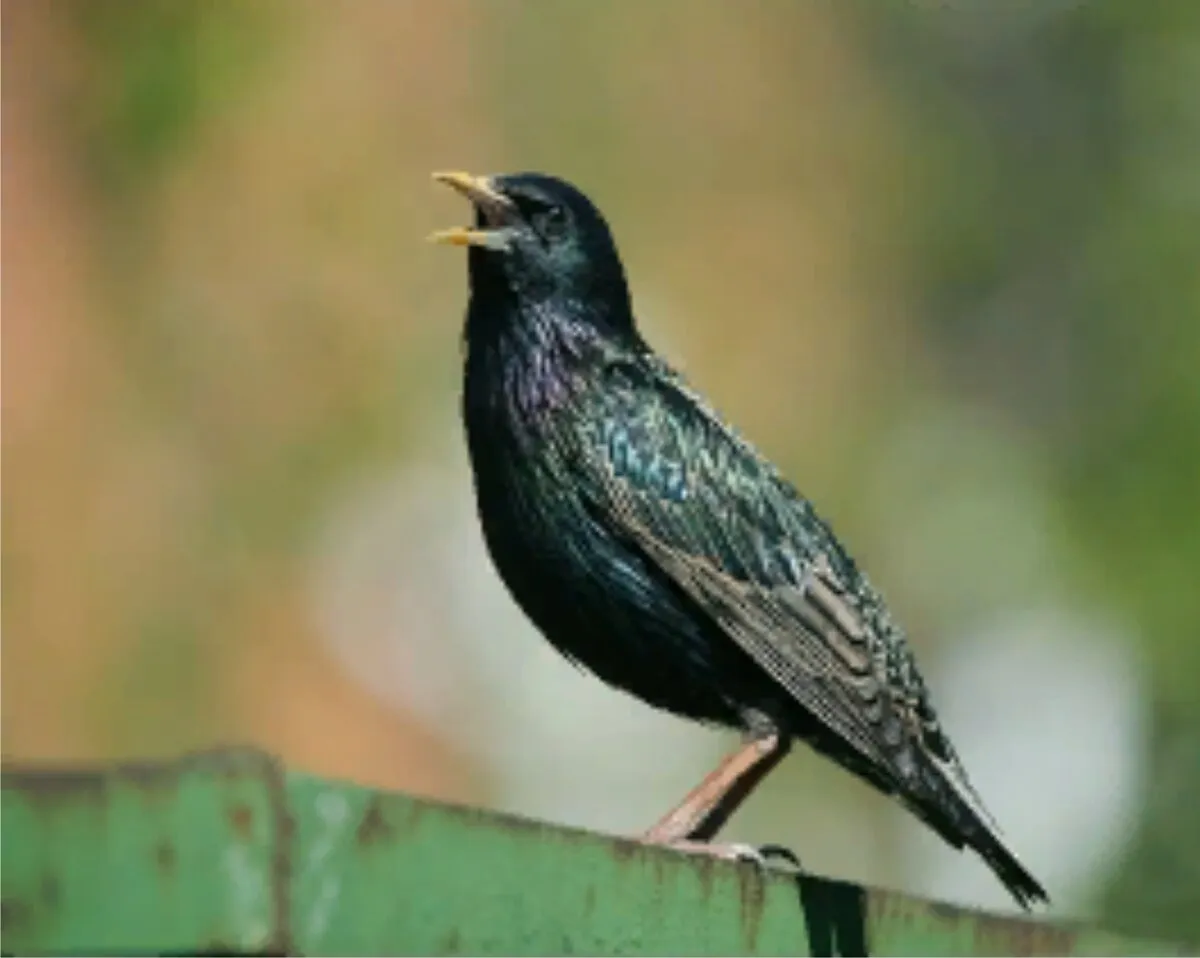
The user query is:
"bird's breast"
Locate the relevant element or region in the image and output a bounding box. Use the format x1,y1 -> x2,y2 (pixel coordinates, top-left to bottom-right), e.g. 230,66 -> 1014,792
459,369 -> 771,730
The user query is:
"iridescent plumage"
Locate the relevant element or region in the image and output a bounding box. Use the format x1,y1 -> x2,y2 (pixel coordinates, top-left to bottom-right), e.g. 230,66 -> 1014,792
437,170 -> 1047,908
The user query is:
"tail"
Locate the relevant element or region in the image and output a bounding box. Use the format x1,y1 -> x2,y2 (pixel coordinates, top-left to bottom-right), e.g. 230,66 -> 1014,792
970,822 -> 1049,910
911,755 -> 1050,911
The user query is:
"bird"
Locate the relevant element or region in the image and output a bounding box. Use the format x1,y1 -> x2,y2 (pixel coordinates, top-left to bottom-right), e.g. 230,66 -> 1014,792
429,169 -> 1049,910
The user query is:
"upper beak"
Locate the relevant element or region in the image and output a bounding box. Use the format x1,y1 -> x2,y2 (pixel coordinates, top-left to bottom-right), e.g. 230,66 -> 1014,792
429,171 -> 517,248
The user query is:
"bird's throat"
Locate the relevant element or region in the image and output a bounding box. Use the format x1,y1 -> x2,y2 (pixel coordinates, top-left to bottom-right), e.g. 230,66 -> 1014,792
463,299 -> 600,427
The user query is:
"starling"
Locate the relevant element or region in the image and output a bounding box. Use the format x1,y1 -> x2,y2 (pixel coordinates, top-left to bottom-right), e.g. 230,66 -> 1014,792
430,170 -> 1049,909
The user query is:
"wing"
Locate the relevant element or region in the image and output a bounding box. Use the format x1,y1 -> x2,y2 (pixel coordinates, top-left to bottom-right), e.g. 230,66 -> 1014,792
566,354 -> 938,789
554,352 -> 1046,905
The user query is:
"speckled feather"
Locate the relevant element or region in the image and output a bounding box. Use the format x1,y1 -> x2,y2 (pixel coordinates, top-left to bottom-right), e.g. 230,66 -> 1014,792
453,172 -> 1047,908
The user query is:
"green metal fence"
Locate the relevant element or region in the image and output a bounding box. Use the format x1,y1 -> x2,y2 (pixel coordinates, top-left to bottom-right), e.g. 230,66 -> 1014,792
0,748 -> 1191,955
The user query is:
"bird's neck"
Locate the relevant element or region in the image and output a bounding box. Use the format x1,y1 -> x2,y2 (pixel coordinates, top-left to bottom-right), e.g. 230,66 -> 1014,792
464,297 -> 634,423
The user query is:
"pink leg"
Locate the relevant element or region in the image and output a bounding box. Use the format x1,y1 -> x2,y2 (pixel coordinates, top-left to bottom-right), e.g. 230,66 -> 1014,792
642,732 -> 791,848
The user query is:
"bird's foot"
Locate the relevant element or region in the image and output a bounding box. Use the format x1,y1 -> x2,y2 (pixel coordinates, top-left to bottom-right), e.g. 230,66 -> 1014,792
645,838 -> 802,871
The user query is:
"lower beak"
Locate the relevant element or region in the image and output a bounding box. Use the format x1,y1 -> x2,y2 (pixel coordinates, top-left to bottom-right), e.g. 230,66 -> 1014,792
427,226 -> 513,249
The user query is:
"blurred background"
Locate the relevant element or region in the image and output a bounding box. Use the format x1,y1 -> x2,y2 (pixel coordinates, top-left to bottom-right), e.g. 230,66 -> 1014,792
3,0 -> 1199,938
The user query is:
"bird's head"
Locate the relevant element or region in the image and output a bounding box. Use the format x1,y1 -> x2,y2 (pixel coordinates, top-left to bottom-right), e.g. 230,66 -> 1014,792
430,171 -> 633,334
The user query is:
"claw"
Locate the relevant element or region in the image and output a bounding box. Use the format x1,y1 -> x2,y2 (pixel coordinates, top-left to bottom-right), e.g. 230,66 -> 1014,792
758,842 -> 803,868
645,838 -> 803,871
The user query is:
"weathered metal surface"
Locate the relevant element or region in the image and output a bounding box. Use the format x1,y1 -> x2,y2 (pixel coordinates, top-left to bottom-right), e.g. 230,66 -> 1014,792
1,747 -> 1193,956
288,774 -> 834,955
1,748 -> 288,955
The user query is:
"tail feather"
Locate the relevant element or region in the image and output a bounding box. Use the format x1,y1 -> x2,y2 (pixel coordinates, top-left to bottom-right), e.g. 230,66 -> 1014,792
972,826 -> 1049,910
912,754 -> 1050,911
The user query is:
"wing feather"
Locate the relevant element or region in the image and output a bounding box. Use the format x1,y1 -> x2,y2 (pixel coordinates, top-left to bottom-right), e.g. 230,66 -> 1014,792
571,356 -> 921,785
548,352 -> 1046,907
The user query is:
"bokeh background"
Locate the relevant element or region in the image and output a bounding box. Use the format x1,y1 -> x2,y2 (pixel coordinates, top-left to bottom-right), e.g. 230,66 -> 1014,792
4,0 -> 1199,939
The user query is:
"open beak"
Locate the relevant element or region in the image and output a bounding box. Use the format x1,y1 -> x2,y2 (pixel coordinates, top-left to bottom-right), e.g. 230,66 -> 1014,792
428,171 -> 517,248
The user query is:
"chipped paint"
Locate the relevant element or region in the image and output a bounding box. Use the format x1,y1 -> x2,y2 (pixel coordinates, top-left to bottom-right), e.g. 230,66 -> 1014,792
223,839 -> 270,947
299,788 -> 351,944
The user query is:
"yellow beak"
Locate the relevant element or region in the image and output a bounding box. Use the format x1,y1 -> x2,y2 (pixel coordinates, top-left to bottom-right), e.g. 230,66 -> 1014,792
429,171 -> 516,248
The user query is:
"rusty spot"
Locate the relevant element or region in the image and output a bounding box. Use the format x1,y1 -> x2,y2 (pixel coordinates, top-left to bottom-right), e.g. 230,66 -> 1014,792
457,797 -> 565,843
356,796 -> 394,846
607,834 -> 645,867
1,897 -> 31,936
916,893 -> 1078,956
227,802 -> 255,839
691,852 -> 719,901
278,809 -> 296,843
182,743 -> 276,772
648,847 -> 669,890
4,768 -> 107,808
154,839 -> 178,876
263,753 -> 294,958
736,867 -> 768,949
114,759 -> 185,795
968,908 -> 1076,956
921,896 -> 956,921
184,745 -> 273,780
398,797 -> 430,836
2,748 -> 280,813
38,875 -> 60,909
875,885 -> 1131,957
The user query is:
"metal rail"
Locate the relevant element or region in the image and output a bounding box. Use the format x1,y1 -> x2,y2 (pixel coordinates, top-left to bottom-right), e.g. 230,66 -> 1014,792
0,747 -> 1190,955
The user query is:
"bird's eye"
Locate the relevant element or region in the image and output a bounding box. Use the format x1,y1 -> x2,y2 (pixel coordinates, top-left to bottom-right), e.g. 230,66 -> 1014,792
533,205 -> 569,242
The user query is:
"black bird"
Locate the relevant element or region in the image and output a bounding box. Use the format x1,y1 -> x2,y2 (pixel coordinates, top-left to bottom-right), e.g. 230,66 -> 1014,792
430,169 -> 1048,909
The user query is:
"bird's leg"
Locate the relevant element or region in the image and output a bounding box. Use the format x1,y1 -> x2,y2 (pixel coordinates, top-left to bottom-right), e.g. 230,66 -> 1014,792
640,731 -> 795,865
644,731 -> 790,843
